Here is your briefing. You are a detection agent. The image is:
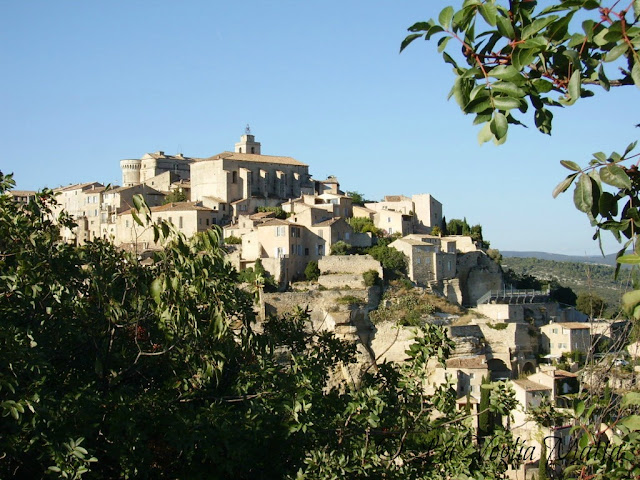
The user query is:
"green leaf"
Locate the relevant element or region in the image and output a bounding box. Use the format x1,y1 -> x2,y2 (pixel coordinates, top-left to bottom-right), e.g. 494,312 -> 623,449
132,194 -> 143,212
131,210 -> 144,227
490,112 -> 508,140
618,254 -> 640,265
488,65 -> 521,82
635,0 -> 640,19
400,33 -> 423,53
437,35 -> 452,53
490,81 -> 525,97
150,277 -> 163,305
560,160 -> 581,172
522,15 -> 558,40
496,15 -> 515,39
479,3 -> 497,26
604,43 -> 628,62
492,96 -> 521,110
620,414 -> 640,431
477,122 -> 493,145
622,289 -> 640,317
439,6 -> 454,30
574,400 -> 585,417
623,392 -> 640,407
567,69 -> 581,105
573,174 -> 593,213
632,62 -> 640,89
552,173 -> 577,198
600,164 -> 631,189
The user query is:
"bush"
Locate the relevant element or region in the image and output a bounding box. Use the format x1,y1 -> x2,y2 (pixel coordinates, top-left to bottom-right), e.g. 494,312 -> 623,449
336,295 -> 363,307
362,270 -> 380,287
366,244 -> 407,280
487,322 -> 508,330
225,235 -> 242,244
330,241 -> 351,255
257,206 -> 287,219
304,261 -> 320,281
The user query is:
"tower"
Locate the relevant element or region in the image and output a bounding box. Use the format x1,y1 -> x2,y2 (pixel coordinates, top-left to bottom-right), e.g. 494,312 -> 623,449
234,125 -> 261,154
120,158 -> 142,187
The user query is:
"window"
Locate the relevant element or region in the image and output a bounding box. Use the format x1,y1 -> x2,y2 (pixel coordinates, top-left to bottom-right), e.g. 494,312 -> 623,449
387,217 -> 391,223
232,171 -> 238,184
317,245 -> 324,255
552,328 -> 558,334
345,232 -> 350,240
206,218 -> 209,226
125,219 -> 130,228
276,226 -> 286,237
305,247 -> 309,256
179,216 -> 183,228
447,260 -> 452,270
276,247 -> 284,258
388,228 -> 393,234
251,146 -> 255,154
416,258 -> 421,264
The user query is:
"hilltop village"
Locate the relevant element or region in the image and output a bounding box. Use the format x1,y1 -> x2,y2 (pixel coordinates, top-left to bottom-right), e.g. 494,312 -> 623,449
10,132 -> 636,479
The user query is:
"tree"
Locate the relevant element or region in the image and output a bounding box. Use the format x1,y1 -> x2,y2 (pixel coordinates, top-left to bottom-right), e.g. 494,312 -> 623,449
538,441 -> 550,480
367,244 -> 408,279
162,189 -> 187,204
576,291 -> 607,317
348,216 -> 381,236
346,191 -> 367,206
304,260 -> 320,281
0,172 -> 524,478
403,2 -> 640,477
330,240 -> 351,255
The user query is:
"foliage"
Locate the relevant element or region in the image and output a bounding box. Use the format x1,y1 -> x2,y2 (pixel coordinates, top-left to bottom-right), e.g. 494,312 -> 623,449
404,2 -> 640,477
257,206 -> 287,219
366,244 -> 408,280
477,377 -> 491,439
369,288 -> 445,326
162,189 -> 187,204
224,234 -> 242,244
0,175 -> 524,478
576,291 -> 608,317
431,225 -> 442,236
336,295 -> 364,306
346,191 -> 367,206
487,248 -> 502,264
363,269 -> 380,287
502,256 -> 625,312
330,240 -> 352,255
304,260 -> 320,282
538,441 -> 549,480
238,258 -> 278,292
402,0 -> 640,144
487,321 -> 508,330
348,216 -> 382,236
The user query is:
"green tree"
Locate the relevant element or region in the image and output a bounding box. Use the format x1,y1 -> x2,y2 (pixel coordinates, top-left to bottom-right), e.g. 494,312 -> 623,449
330,240 -> 351,255
538,441 -> 549,480
367,244 -> 408,279
346,191 -> 366,206
304,260 -> 320,281
477,376 -> 491,439
576,291 -> 607,317
0,172 -> 524,478
162,189 -> 187,204
348,216 -> 381,236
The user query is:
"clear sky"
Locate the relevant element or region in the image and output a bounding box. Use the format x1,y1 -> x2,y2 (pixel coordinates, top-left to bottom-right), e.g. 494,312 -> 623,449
2,1 -> 637,256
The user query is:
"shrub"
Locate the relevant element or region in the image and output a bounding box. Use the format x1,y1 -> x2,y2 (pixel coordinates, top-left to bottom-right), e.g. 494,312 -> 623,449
304,261 -> 320,281
487,322 -> 508,330
330,241 -> 351,256
362,270 -> 379,287
225,235 -> 242,244
337,295 -> 362,307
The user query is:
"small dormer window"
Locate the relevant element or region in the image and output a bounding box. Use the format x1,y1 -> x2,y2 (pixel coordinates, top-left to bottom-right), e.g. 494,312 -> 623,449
251,147 -> 255,154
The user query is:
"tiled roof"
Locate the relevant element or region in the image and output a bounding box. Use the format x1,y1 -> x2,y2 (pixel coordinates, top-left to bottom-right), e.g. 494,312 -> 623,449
55,182 -> 103,192
554,322 -> 591,330
120,202 -> 213,215
313,218 -> 341,227
9,190 -> 37,196
197,151 -> 307,167
259,218 -> 291,227
250,211 -> 276,220
513,379 -> 551,392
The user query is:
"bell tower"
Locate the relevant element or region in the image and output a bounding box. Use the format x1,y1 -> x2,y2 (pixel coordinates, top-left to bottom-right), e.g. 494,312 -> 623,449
235,124 -> 261,155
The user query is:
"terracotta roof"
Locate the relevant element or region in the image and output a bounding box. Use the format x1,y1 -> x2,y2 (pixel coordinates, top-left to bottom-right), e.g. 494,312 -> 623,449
197,151 -> 307,167
513,379 -> 551,392
250,211 -> 276,220
55,182 -> 103,192
120,202 -> 213,216
446,356 -> 488,369
553,369 -> 578,378
259,218 -> 291,227
553,322 -> 591,330
313,218 -> 341,227
8,190 -> 37,196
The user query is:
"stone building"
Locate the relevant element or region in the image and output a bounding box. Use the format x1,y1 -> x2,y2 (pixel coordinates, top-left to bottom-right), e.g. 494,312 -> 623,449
120,152 -> 193,187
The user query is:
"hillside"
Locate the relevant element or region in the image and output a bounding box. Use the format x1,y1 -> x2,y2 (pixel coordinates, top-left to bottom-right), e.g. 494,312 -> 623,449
501,250 -> 619,266
500,256 -> 634,313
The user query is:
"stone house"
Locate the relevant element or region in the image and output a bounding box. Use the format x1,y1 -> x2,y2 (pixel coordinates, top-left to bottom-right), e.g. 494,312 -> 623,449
365,193 -> 443,233
120,152 -> 193,187
116,202 -> 217,250
7,190 -> 36,206
190,134 -> 313,209
540,322 -> 591,357
388,235 -> 456,285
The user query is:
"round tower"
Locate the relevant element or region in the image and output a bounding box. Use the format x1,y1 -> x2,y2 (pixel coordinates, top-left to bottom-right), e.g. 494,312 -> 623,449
120,158 -> 142,187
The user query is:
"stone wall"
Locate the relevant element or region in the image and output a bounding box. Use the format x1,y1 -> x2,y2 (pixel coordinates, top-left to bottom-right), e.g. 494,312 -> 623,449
456,251 -> 503,306
475,304 -> 524,322
319,254 -> 383,276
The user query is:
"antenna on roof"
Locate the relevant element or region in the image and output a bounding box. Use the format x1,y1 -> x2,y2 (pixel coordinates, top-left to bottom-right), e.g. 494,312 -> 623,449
245,124 -> 251,135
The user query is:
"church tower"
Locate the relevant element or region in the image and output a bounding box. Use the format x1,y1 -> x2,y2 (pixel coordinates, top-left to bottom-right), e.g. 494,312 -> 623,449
234,125 -> 261,155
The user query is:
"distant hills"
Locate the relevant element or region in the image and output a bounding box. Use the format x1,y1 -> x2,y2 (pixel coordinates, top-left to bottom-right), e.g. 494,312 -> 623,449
499,252 -> 633,313
501,251 -> 619,266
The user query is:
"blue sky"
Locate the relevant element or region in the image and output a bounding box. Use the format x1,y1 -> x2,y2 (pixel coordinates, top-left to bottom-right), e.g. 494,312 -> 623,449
2,1 -> 637,255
